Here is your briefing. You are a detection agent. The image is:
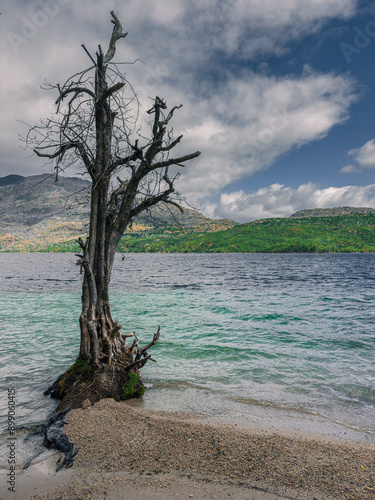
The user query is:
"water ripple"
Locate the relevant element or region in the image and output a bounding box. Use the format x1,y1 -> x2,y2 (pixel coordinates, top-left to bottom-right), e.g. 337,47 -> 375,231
0,253 -> 374,435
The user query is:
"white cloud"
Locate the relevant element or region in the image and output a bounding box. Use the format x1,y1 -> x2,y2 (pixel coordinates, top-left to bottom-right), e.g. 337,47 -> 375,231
207,0 -> 356,58
339,139 -> 375,174
176,70 -> 357,204
348,139 -> 375,170
339,164 -> 361,174
59,0 -> 355,66
211,183 -> 375,222
140,0 -> 357,62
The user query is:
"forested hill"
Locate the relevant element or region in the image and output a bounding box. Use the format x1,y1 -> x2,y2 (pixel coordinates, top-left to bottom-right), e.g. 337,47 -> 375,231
114,211 -> 375,253
0,174 -> 374,253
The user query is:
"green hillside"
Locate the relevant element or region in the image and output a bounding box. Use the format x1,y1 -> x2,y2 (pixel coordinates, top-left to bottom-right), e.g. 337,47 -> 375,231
114,213 -> 375,253
5,212 -> 374,254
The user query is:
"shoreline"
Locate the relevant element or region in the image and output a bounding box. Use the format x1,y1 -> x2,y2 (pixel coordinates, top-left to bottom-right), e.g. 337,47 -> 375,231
137,385 -> 375,444
2,398 -> 374,500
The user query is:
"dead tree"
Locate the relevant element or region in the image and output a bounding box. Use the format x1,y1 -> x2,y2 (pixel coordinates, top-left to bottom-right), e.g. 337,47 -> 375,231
27,12 -> 200,408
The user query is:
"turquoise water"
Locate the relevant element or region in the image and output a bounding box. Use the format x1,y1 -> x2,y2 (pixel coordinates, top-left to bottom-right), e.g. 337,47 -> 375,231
0,253 -> 374,440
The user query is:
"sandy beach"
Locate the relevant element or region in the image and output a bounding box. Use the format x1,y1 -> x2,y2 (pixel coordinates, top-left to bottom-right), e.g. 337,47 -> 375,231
2,397 -> 374,500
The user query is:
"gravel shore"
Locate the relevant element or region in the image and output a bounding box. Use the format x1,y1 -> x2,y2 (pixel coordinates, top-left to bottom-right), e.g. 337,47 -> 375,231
13,398 -> 375,499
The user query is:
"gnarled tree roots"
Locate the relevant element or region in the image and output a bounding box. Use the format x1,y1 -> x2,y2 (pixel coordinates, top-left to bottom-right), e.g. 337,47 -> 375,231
45,327 -> 160,411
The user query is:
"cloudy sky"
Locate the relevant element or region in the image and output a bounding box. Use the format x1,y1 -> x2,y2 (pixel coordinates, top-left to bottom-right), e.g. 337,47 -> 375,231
1,0 -> 375,222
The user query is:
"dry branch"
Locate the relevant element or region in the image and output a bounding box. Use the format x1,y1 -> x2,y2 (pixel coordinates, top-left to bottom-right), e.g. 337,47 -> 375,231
55,87 -> 95,105
138,326 -> 161,356
103,11 -> 128,64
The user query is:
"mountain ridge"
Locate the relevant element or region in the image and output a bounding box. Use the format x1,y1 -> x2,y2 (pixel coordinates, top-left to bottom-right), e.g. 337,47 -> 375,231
290,207 -> 375,218
0,174 -> 235,251
0,174 -> 374,253
0,174 -> 25,187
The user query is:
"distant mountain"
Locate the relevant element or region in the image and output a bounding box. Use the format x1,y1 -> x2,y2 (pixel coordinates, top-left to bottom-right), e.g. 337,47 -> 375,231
0,173 -> 90,229
0,175 -> 25,187
0,174 -> 235,251
291,207 -> 375,218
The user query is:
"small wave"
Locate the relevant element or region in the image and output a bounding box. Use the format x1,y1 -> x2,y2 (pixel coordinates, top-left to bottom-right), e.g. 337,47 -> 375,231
232,396 -> 375,435
45,278 -> 76,283
170,284 -> 201,290
0,425 -> 48,470
233,395 -> 321,415
334,384 -> 375,405
252,313 -> 286,321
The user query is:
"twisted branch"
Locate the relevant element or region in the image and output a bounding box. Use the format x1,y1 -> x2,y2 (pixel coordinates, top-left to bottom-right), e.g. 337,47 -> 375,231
103,11 -> 128,64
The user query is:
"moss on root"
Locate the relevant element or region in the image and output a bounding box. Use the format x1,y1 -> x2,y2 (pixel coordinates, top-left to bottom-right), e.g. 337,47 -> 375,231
121,373 -> 145,400
47,358 -> 93,401
65,358 -> 92,381
45,358 -> 146,411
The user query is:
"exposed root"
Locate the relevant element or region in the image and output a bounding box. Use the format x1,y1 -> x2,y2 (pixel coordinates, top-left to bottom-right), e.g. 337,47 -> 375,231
45,326 -> 161,411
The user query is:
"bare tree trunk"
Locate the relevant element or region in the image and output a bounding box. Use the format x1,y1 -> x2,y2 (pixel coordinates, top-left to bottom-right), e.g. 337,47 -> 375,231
79,277 -> 91,360
33,11 -> 201,410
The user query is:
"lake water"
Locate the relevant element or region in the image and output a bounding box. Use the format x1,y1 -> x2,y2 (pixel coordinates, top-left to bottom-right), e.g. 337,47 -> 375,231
0,252 -> 374,463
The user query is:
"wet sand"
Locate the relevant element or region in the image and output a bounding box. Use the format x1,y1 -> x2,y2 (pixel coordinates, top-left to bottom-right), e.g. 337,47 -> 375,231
2,398 -> 374,500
